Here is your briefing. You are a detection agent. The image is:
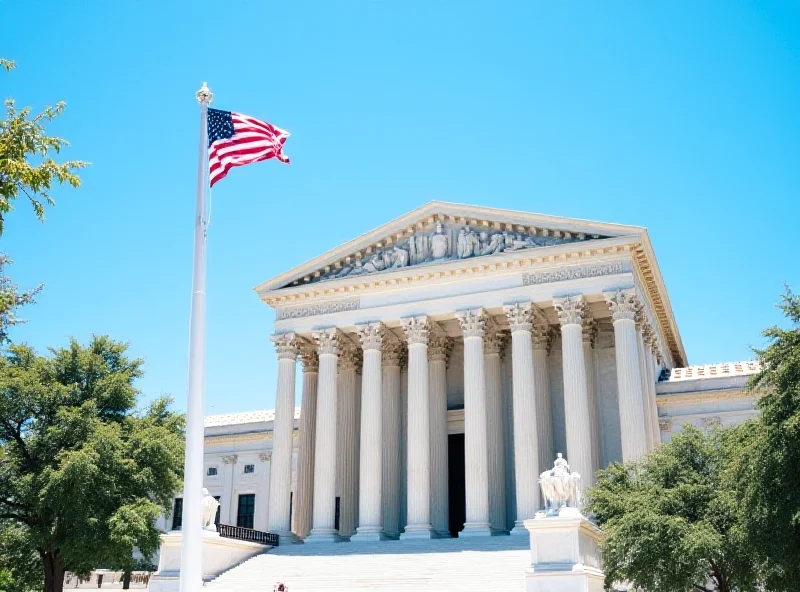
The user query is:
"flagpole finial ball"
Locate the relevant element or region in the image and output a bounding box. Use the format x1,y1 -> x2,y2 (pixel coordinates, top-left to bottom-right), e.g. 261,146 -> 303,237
196,82 -> 213,105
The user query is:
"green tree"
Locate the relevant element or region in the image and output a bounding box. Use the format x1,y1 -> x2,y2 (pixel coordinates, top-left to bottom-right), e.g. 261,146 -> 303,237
729,289 -> 800,591
0,59 -> 88,233
0,336 -> 184,592
586,426 -> 761,592
0,255 -> 40,347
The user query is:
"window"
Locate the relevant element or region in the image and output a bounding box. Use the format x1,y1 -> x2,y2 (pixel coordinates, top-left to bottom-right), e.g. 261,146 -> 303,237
334,496 -> 340,531
171,498 -> 183,531
207,467 -> 218,476
243,464 -> 255,474
214,496 -> 221,527
237,494 -> 255,529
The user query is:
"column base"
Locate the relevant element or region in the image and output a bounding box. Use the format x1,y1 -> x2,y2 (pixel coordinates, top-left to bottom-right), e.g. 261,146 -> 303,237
304,528 -> 342,544
351,527 -> 390,542
435,530 -> 452,539
399,524 -> 437,539
460,522 -> 493,537
510,520 -> 532,536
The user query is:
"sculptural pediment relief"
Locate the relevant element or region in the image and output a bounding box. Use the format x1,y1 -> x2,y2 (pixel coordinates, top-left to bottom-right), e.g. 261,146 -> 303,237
257,202 -> 640,293
280,219 -> 610,288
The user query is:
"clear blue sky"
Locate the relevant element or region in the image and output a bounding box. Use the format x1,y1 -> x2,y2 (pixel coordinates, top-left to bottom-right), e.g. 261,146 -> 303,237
2,1 -> 798,415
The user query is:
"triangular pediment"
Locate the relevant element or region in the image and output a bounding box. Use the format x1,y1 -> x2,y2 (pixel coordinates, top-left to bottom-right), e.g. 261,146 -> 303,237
256,202 -> 644,294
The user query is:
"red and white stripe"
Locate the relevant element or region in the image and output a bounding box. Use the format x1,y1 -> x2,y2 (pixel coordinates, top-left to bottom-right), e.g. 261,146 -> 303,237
209,112 -> 290,187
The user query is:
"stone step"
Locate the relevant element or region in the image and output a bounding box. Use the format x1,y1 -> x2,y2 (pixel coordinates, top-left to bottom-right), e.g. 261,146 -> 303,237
205,537 -> 530,591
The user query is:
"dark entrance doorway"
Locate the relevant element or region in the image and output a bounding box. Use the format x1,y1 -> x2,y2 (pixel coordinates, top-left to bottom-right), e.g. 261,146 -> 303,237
447,433 -> 466,537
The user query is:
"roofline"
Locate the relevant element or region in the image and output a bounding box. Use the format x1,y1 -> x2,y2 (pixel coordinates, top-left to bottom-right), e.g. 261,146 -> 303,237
254,200 -> 646,294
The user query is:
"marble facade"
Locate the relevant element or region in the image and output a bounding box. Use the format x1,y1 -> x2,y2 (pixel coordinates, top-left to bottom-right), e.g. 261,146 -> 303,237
159,203 -> 762,546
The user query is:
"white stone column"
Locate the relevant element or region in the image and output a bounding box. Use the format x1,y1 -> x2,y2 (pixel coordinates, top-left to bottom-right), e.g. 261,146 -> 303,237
604,289 -> 648,462
267,333 -> 299,543
582,319 -> 601,479
294,347 -> 318,539
484,323 -> 507,534
644,332 -> 662,448
353,323 -> 387,541
635,314 -> 656,451
504,303 -> 540,535
553,296 -> 594,492
337,344 -> 360,539
307,329 -> 341,543
381,342 -> 403,539
399,362 -> 408,533
456,308 -> 492,537
532,324 -> 553,476
429,333 -> 452,538
221,454 -> 237,525
400,316 -> 436,538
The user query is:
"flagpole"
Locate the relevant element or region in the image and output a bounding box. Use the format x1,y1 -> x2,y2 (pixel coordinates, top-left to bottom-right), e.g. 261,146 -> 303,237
179,81 -> 213,592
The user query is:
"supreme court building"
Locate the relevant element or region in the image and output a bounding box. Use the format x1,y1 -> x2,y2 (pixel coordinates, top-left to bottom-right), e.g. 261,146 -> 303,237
163,202 -> 760,547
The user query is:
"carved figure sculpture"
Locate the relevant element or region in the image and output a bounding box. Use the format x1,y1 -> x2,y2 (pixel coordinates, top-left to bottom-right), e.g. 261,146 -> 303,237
430,223 -> 448,259
392,245 -> 409,268
539,454 -> 582,514
362,253 -> 385,274
202,488 -> 220,532
456,228 -> 468,259
480,232 -> 505,256
466,228 -> 480,258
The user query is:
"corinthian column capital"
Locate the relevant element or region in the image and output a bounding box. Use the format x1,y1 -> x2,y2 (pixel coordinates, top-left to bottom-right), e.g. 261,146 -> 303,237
553,295 -> 586,327
428,335 -> 453,362
503,302 -> 533,332
357,322 -> 385,351
456,308 -> 487,338
312,328 -> 340,356
484,320 -> 507,356
582,318 -> 598,347
532,324 -> 552,351
271,332 -> 299,360
339,340 -> 362,371
604,289 -> 640,322
382,342 -> 404,367
401,316 -> 430,345
299,342 -> 319,373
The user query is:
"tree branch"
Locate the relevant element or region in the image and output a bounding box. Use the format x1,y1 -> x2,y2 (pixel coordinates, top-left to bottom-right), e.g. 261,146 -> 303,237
0,420 -> 33,467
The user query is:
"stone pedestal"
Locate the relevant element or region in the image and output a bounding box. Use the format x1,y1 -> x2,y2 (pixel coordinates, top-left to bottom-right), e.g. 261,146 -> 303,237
147,531 -> 268,591
523,513 -> 604,592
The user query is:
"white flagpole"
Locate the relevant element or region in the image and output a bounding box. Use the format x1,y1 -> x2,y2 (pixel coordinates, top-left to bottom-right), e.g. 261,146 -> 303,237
179,81 -> 213,592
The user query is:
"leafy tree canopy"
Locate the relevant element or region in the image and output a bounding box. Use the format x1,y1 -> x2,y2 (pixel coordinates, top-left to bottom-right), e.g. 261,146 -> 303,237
0,336 -> 184,592
728,288 -> 800,591
587,425 -> 761,592
0,59 -> 88,234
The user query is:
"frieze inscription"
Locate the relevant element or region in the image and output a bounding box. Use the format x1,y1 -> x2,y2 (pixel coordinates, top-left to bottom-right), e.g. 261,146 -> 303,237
522,262 -> 625,286
276,298 -> 360,320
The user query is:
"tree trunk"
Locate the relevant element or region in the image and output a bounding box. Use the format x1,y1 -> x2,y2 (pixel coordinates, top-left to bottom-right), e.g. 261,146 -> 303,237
122,570 -> 131,589
42,549 -> 65,592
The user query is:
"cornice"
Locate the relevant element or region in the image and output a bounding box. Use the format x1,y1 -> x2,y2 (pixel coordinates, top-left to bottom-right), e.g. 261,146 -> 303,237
656,388 -> 760,407
263,237 -> 637,307
204,427 -> 299,446
631,237 -> 687,367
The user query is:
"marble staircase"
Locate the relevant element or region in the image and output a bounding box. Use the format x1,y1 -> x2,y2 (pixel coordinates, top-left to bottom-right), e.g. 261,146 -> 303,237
204,537 -> 530,591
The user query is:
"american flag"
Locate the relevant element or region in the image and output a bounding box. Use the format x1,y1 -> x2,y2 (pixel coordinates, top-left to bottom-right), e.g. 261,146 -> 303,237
207,108 -> 290,187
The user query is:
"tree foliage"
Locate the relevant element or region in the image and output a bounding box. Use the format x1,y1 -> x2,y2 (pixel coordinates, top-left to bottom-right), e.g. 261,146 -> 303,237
727,288 -> 800,591
0,255 -> 40,347
0,59 -> 88,234
586,426 -> 761,592
0,336 -> 184,592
